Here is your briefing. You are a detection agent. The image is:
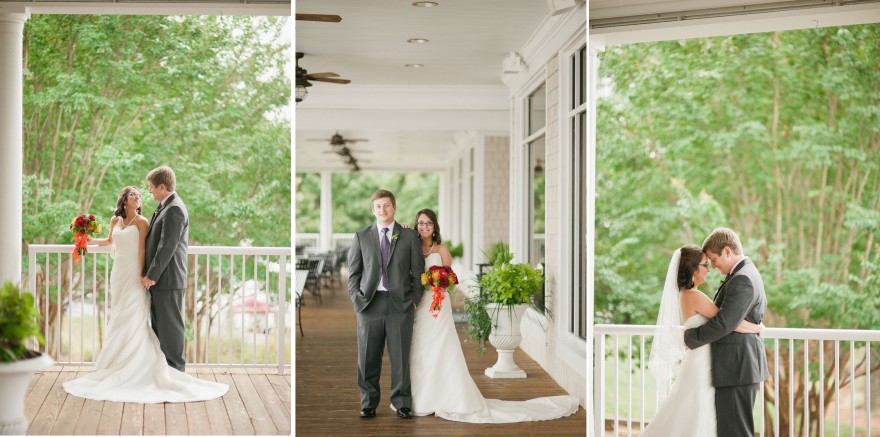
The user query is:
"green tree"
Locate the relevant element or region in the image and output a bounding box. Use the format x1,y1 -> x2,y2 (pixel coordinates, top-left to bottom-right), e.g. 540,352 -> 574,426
22,15 -> 290,363
598,24 -> 880,436
295,171 -> 440,236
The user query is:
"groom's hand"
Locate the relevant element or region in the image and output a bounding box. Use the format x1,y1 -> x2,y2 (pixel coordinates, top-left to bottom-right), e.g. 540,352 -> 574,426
142,276 -> 156,289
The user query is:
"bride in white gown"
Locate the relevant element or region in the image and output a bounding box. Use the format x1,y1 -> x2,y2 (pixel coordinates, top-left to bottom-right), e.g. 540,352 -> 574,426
407,209 -> 579,423
63,186 -> 228,403
642,245 -> 762,436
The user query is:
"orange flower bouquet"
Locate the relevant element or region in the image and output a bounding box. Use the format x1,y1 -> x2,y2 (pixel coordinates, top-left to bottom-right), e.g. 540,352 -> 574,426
420,265 -> 458,318
69,214 -> 102,261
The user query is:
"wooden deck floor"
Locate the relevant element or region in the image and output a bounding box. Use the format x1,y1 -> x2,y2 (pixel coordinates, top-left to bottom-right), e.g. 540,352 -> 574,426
25,365 -> 290,435
295,286 -> 586,436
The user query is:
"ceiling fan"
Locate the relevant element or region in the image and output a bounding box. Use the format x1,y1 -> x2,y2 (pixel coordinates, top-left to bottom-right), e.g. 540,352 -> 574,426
296,53 -> 351,103
308,132 -> 368,147
295,14 -> 342,23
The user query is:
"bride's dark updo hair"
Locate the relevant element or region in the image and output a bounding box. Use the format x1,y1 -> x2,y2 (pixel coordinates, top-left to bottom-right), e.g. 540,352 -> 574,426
114,186 -> 143,218
413,208 -> 442,244
677,244 -> 703,290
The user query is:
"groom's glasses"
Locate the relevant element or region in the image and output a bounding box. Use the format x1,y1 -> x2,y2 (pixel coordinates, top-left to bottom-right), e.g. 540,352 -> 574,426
416,221 -> 434,227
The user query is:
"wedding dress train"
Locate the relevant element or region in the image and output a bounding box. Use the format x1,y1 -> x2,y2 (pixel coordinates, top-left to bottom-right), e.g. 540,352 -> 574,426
63,225 -> 228,403
408,253 -> 579,423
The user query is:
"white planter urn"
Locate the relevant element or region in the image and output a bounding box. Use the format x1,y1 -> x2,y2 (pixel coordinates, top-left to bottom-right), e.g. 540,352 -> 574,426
484,303 -> 529,379
0,353 -> 53,435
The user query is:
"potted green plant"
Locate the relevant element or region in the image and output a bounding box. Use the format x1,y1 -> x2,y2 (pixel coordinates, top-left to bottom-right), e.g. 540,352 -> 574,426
0,282 -> 53,434
474,246 -> 543,378
447,241 -> 464,259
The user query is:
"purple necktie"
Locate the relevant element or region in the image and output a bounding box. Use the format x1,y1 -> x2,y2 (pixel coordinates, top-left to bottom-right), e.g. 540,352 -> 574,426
381,227 -> 390,289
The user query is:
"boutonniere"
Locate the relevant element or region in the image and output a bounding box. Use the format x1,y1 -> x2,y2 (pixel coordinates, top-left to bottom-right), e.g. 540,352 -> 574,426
392,233 -> 400,242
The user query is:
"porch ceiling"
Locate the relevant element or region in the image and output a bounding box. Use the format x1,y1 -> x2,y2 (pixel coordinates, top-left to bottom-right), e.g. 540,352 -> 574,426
295,0 -> 550,173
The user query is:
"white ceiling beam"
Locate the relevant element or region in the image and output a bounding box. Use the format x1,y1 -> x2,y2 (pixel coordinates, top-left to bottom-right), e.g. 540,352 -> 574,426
295,108 -> 509,132
295,84 -> 509,111
591,1 -> 880,46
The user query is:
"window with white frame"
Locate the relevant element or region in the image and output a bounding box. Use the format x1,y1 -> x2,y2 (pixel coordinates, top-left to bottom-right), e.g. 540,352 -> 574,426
526,83 -> 546,312
570,44 -> 587,339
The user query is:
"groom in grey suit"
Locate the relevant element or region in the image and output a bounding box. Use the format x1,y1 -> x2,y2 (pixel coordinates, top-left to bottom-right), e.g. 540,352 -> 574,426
684,227 -> 770,437
142,166 -> 189,372
348,189 -> 424,419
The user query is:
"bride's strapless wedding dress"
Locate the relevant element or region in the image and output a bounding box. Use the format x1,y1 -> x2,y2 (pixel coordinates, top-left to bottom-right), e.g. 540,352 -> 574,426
63,225 -> 228,403
408,252 -> 579,423
641,313 -> 717,437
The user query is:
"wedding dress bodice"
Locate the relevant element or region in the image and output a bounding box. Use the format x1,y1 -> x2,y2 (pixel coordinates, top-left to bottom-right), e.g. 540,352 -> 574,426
683,313 -> 709,329
424,252 -> 442,271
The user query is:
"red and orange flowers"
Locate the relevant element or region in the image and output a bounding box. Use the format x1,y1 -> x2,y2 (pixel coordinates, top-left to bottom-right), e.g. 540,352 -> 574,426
420,265 -> 458,318
69,214 -> 102,261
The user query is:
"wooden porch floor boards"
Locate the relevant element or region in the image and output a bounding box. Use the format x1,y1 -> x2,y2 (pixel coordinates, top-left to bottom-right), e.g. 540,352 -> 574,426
295,286 -> 586,436
25,366 -> 290,435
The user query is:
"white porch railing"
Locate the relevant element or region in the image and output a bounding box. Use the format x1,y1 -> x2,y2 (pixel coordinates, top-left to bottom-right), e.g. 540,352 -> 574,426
593,324 -> 880,437
295,233 -> 355,251
26,244 -> 291,374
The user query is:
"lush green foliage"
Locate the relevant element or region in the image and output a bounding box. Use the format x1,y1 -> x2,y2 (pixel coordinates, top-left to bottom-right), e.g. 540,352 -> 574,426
295,172 -> 439,233
463,291 -> 491,355
478,248 -> 544,305
22,15 -> 291,255
597,24 -> 880,330
0,282 -> 45,362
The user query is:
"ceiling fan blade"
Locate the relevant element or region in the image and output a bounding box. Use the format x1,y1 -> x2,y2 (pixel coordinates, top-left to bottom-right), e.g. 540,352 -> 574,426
295,14 -> 342,23
310,77 -> 351,84
305,72 -> 339,78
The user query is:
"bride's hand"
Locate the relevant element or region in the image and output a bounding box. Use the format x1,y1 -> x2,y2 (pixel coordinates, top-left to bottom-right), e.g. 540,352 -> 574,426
401,224 -> 410,229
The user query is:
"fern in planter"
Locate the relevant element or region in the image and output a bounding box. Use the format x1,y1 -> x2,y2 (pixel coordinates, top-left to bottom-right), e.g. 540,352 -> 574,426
463,291 -> 491,355
0,282 -> 45,362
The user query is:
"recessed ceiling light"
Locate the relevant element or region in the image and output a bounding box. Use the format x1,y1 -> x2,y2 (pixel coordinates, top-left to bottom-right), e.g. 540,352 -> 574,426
405,64 -> 425,68
412,1 -> 439,7
407,38 -> 429,44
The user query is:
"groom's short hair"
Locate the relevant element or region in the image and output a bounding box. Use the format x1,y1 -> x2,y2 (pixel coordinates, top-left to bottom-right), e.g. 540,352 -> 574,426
702,227 -> 743,255
147,166 -> 176,192
370,189 -> 396,208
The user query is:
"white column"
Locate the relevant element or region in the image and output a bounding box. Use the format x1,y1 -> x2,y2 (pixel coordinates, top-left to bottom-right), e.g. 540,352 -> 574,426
0,11 -> 28,286
587,40 -> 602,437
319,171 -> 332,250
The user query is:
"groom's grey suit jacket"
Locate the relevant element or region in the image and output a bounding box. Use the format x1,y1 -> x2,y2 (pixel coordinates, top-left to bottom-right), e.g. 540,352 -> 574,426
347,223 -> 424,313
684,258 -> 770,387
144,193 -> 189,289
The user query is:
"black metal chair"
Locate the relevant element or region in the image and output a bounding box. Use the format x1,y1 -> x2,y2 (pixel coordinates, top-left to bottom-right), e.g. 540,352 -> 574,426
304,258 -> 324,305
295,269 -> 308,337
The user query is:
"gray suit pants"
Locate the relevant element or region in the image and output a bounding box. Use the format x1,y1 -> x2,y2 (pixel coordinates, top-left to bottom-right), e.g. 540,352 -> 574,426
716,383 -> 760,437
150,288 -> 186,372
356,292 -> 414,410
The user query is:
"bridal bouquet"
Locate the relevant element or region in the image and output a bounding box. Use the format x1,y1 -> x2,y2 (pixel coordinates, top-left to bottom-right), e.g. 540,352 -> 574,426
69,214 -> 102,261
421,265 -> 458,318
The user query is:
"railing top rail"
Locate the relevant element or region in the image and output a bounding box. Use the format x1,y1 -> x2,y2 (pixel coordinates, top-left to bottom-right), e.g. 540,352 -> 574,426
594,324 -> 880,342
29,244 -> 290,256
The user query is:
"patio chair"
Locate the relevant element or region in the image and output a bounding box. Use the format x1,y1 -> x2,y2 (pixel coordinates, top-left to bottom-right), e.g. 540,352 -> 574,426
304,258 -> 324,305
295,269 -> 308,337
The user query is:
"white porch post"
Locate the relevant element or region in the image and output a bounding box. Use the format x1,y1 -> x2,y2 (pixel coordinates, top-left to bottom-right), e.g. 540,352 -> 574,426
0,10 -> 28,286
319,171 -> 332,250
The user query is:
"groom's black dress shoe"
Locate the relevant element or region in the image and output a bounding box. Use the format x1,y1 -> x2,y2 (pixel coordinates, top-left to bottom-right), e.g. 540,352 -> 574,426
396,407 -> 413,419
360,408 -> 376,418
